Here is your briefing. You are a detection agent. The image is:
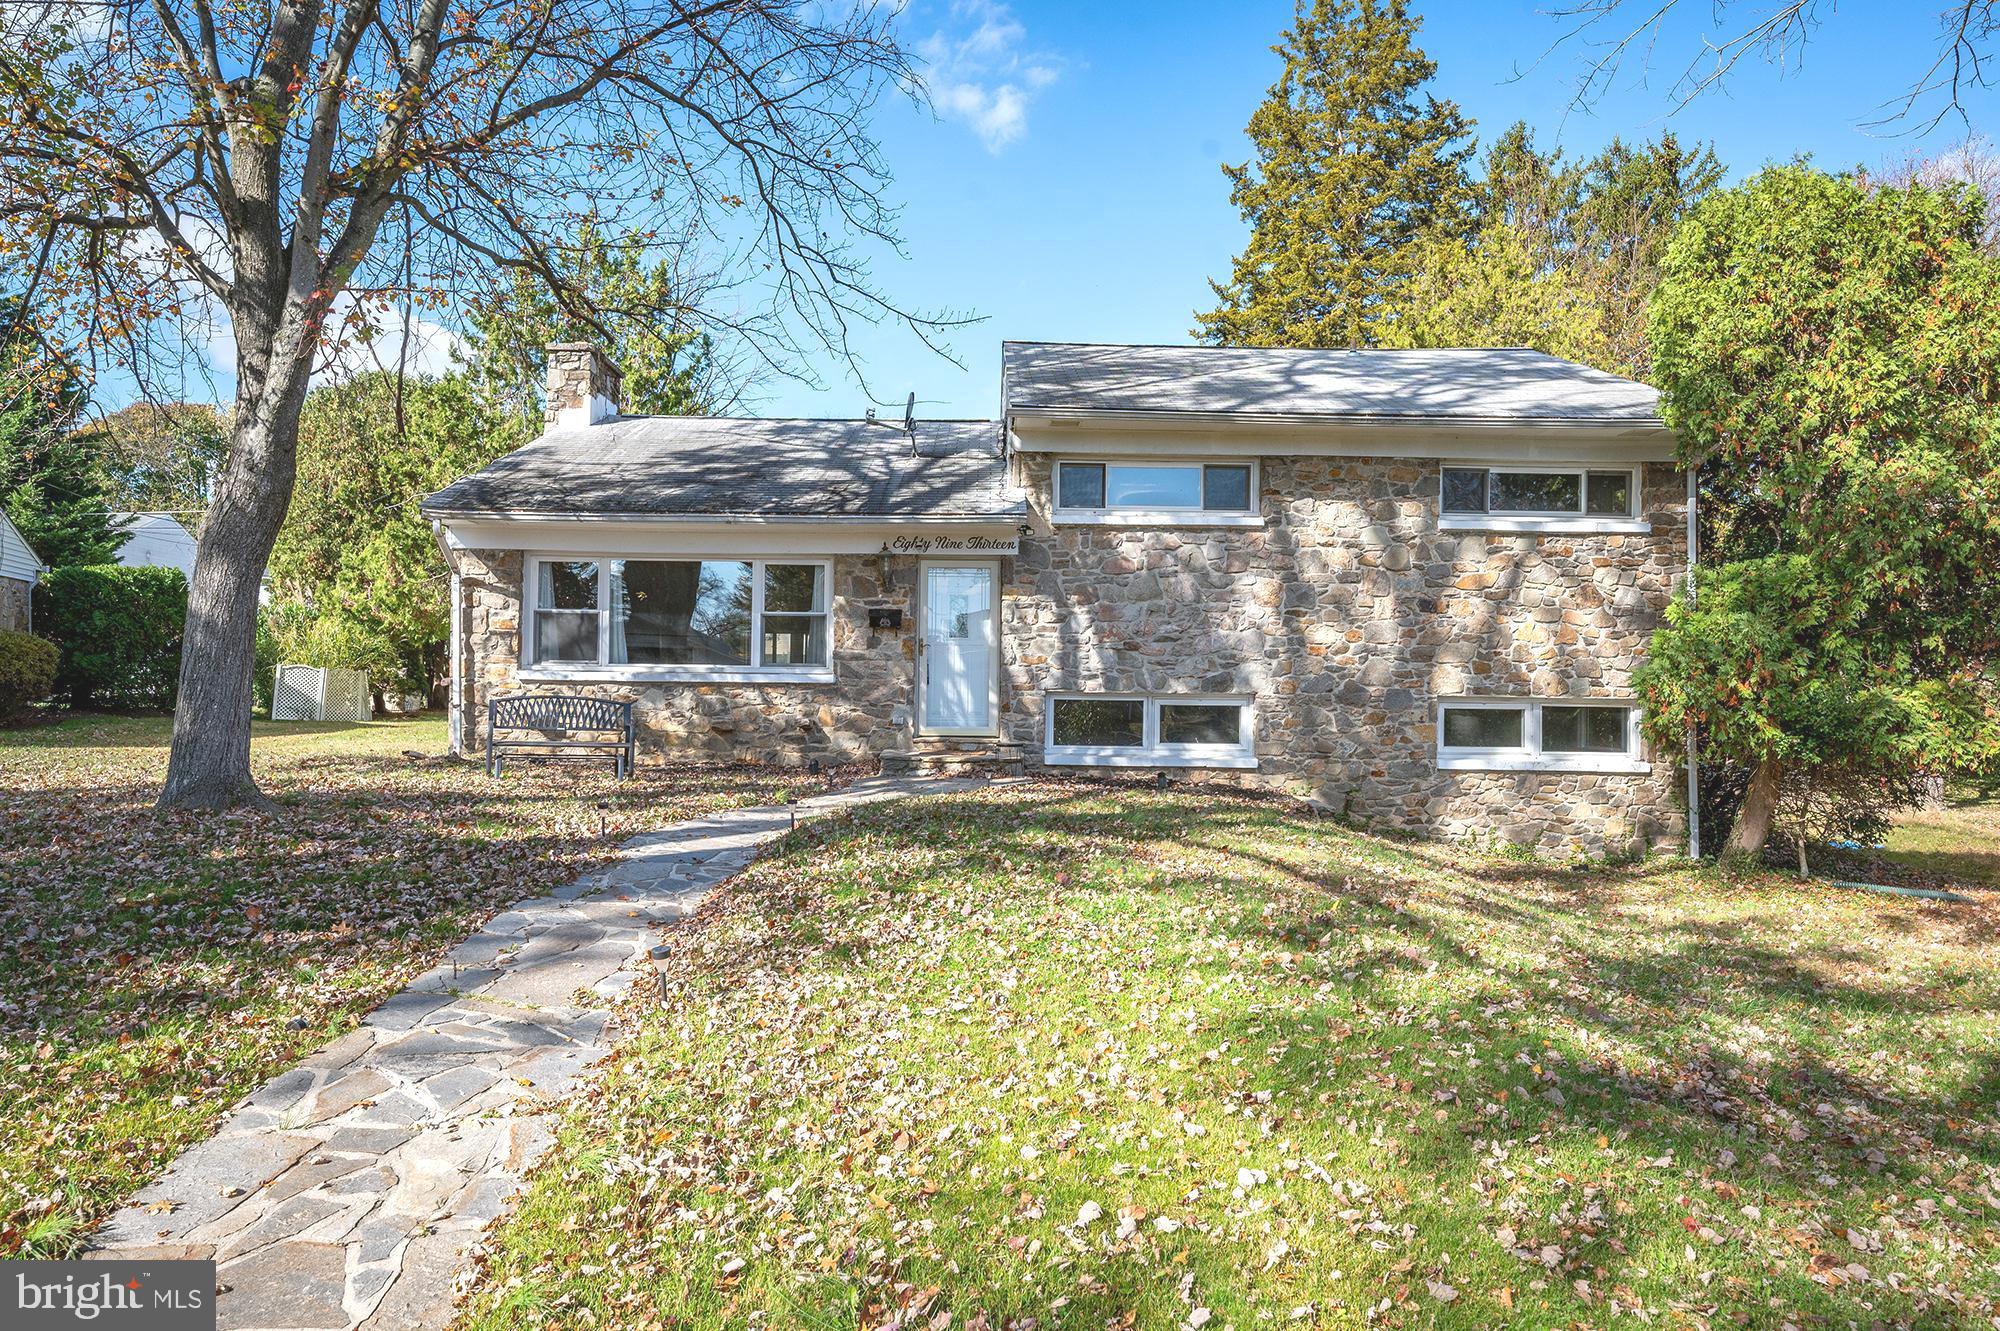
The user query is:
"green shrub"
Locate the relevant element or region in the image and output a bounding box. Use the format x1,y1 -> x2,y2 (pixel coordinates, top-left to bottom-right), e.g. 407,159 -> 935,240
35,564 -> 187,710
253,608 -> 282,718
261,599 -> 403,682
0,628 -> 58,719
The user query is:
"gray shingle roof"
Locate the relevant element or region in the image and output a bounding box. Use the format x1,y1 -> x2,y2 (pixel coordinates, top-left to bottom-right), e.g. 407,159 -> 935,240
423,417 -> 1019,519
1003,342 -> 1663,424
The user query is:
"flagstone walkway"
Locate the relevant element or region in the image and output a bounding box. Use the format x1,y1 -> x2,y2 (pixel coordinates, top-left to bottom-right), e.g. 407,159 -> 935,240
88,775 -> 978,1331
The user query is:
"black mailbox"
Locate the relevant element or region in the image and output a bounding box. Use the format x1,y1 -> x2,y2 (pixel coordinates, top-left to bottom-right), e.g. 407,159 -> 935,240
868,607 -> 904,630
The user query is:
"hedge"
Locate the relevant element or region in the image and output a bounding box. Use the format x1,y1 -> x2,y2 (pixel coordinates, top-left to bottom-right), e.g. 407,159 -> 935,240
0,628 -> 58,720
35,564 -> 188,710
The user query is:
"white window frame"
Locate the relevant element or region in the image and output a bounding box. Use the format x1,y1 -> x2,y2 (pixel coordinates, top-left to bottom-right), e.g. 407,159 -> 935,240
519,554 -> 836,684
1051,458 -> 1263,528
1438,463 -> 1648,535
1436,697 -> 1649,774
1044,693 -> 1258,769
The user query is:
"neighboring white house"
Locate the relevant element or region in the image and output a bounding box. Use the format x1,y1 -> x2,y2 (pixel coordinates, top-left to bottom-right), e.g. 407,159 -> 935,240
112,512 -> 199,579
0,511 -> 43,632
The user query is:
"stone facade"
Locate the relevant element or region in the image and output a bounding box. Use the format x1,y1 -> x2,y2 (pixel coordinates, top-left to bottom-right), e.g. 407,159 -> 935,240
452,453 -> 1686,856
998,454 -> 1686,854
0,576 -> 27,632
453,547 -> 933,766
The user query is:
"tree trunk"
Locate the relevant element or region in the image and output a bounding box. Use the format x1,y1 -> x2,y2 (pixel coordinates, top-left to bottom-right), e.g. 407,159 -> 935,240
157,352 -> 313,810
1724,758 -> 1785,858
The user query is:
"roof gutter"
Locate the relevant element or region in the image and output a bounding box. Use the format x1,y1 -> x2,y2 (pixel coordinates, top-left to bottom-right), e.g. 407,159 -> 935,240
421,508 -> 1029,525
1008,406 -> 1670,432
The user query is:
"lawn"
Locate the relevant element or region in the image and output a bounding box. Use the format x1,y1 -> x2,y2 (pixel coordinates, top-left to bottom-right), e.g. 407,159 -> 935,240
460,782 -> 2000,1331
1869,789 -> 2000,892
0,713 -> 843,1258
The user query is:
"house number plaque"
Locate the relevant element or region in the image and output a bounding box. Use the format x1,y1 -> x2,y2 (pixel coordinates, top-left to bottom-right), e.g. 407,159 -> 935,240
884,532 -> 1021,555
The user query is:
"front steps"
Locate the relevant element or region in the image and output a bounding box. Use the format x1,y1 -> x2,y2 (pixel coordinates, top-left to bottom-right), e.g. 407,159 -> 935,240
879,737 -> 1025,777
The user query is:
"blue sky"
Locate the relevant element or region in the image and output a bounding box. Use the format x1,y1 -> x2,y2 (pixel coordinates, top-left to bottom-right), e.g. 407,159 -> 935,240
751,0 -> 1996,420
105,2 -> 1993,420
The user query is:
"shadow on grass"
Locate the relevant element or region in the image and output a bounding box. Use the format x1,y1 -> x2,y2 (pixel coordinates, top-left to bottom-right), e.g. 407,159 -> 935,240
1,715 -> 394,750
1857,846 -> 2000,890
597,782 -> 2000,1328
0,744 -> 877,1255
791,786 -> 2000,1168
0,758 -> 852,1039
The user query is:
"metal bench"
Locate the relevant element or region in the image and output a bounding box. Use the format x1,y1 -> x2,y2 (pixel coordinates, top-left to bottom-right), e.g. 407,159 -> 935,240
486,693 -> 635,779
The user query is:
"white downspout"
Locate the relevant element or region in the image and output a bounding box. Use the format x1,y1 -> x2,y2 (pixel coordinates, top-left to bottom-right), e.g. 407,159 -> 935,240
448,569 -> 464,756
432,519 -> 465,758
1685,463 -> 1701,860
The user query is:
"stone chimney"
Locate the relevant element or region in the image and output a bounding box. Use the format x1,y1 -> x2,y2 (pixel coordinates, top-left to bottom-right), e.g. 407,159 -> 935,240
545,343 -> 623,430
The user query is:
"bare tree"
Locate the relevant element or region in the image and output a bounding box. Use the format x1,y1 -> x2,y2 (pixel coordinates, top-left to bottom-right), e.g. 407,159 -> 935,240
1541,0 -> 1998,131
0,0 -> 960,809
1872,133 -> 2000,249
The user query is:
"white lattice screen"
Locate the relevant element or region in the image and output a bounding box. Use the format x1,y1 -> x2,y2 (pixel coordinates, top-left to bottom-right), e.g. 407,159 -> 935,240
319,667 -> 371,721
271,664 -> 317,721
271,664 -> 372,721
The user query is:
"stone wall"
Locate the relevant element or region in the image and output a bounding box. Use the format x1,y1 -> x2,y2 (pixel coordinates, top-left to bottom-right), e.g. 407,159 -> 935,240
452,548 -> 926,766
453,453 -> 1687,854
0,576 -> 28,632
999,454 -> 1688,856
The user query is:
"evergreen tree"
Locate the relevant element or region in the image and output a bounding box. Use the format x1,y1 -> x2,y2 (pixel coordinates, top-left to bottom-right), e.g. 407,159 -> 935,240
88,402 -> 231,526
268,372 -> 514,697
1387,224 -> 1617,368
1194,0 -> 1475,348
1638,167 -> 2000,854
1386,124 -> 1724,377
0,301 -> 122,567
466,226 -> 720,431
1565,132 -> 1726,376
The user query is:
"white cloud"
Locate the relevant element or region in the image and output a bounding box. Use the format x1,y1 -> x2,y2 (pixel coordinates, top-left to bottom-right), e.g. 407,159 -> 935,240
193,288 -> 467,391
120,213 -> 465,390
918,0 -> 1061,152
86,206 -> 470,415
316,300 -> 468,384
934,79 -> 1029,150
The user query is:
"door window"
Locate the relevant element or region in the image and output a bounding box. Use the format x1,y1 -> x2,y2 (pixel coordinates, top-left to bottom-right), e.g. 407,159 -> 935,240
922,566 -> 993,731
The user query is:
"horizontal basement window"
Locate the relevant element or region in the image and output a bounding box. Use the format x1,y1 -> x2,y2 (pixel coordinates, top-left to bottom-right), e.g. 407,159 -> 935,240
1054,460 -> 1259,523
1045,694 -> 1257,769
1439,465 -> 1645,532
1436,698 -> 1647,773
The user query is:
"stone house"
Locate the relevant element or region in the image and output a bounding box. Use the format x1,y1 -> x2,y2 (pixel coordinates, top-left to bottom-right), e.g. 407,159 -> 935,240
424,340 -> 1689,854
0,510 -> 44,632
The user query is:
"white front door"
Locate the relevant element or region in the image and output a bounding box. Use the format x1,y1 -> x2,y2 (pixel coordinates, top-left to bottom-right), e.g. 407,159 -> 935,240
920,562 -> 996,734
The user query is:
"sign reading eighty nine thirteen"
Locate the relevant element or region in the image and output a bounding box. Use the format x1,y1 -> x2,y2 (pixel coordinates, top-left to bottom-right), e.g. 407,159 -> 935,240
886,532 -> 1021,555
